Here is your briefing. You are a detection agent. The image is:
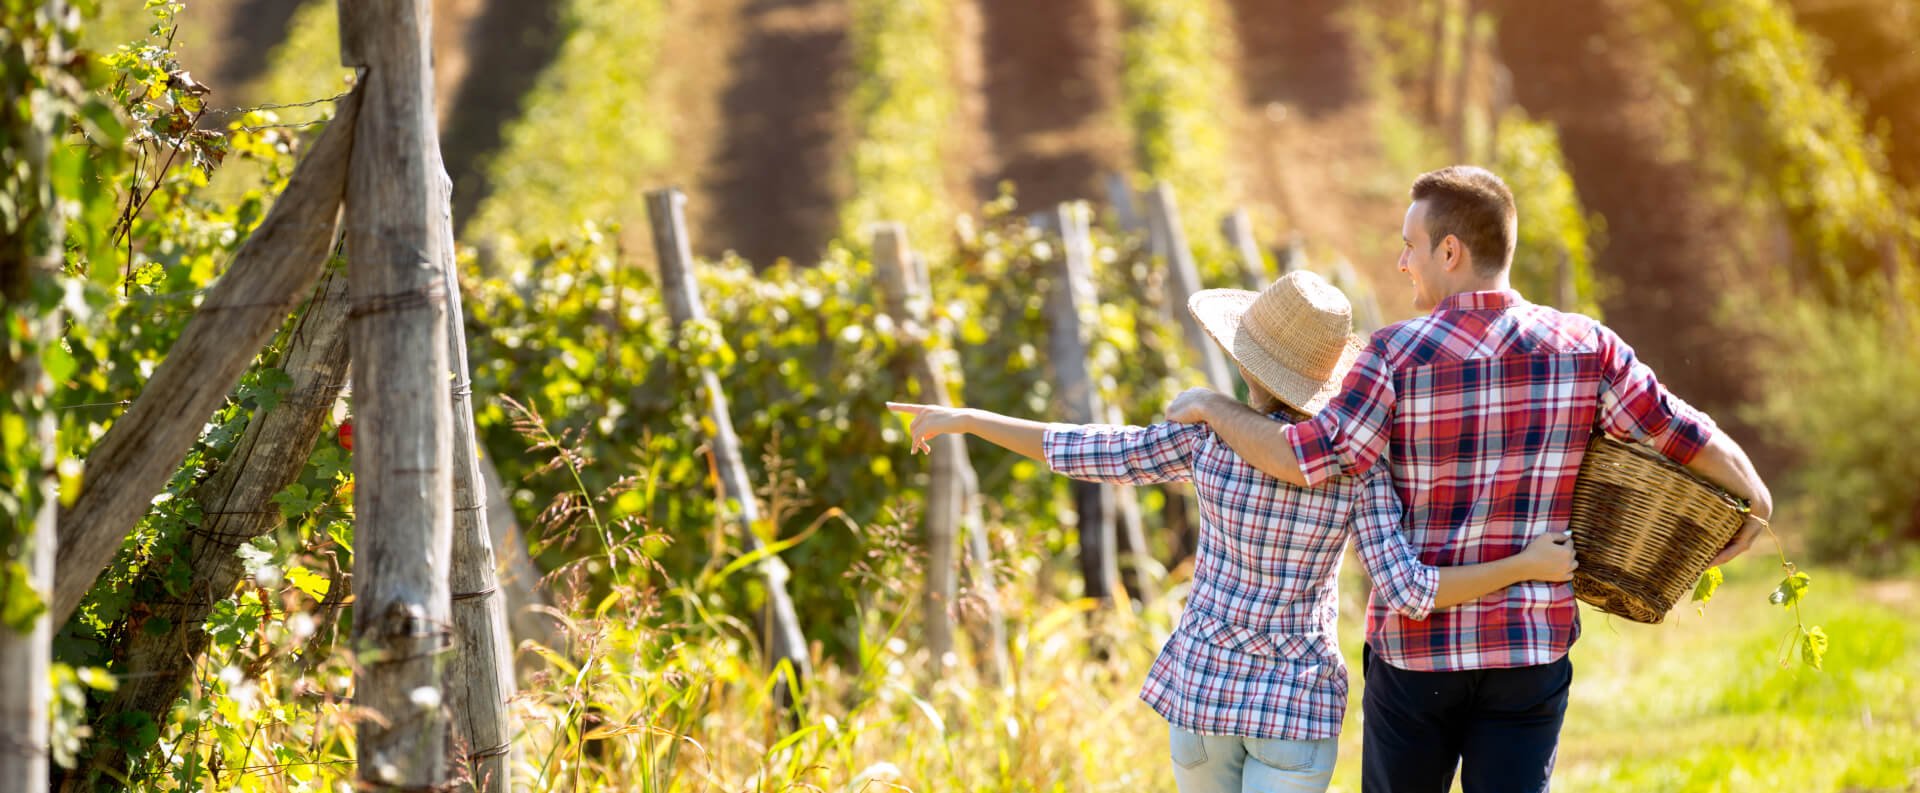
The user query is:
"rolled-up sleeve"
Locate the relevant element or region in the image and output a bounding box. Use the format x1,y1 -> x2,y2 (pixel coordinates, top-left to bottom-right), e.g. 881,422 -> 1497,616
1596,327 -> 1716,464
1042,422 -> 1204,485
1348,466 -> 1438,621
1285,342 -> 1396,487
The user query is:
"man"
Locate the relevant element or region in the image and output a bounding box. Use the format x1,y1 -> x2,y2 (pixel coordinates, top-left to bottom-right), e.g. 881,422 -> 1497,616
1164,166 -> 1772,792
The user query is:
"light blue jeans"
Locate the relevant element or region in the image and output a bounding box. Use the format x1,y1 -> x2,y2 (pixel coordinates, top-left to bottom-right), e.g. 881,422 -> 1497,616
1169,724 -> 1338,793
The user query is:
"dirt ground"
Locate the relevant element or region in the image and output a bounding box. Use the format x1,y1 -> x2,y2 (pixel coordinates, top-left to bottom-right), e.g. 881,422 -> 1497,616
148,0 -> 1419,305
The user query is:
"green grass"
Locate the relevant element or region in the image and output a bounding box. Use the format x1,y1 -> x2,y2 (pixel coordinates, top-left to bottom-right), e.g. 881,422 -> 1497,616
496,533 -> 1914,792
1326,561 -> 1919,792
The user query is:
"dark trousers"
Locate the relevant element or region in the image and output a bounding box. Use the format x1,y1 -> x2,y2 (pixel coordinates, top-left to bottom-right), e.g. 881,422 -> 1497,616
1361,644 -> 1571,793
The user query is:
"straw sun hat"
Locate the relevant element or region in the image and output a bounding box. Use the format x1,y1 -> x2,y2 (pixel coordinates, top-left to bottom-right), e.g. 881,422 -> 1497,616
1187,271 -> 1362,415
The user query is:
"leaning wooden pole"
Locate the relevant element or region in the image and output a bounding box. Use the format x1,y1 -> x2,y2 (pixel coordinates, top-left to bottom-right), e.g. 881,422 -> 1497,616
65,269 -> 352,791
50,87 -> 362,623
1221,208 -> 1273,290
872,224 -> 1009,683
1143,183 -> 1235,394
433,166 -> 515,791
340,1 -> 456,787
646,188 -> 811,704
0,3 -> 68,781
1040,203 -> 1120,604
478,454 -> 558,658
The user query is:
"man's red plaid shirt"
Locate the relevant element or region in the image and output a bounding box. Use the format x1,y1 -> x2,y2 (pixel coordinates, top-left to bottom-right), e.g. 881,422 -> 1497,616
1285,290 -> 1716,671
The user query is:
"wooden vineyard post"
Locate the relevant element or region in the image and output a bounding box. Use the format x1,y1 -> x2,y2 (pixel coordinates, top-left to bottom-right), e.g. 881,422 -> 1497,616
1104,403 -> 1159,604
1106,172 -> 1143,231
1331,258 -> 1387,334
478,455 -> 558,658
1047,204 -> 1159,603
1222,208 -> 1274,290
0,3 -> 67,780
1141,184 -> 1226,571
339,1 -> 456,787
1278,231 -> 1307,275
646,188 -> 811,704
1142,183 -> 1236,393
871,224 -> 1010,684
50,88 -> 363,622
433,165 -> 516,791
1039,203 -> 1120,604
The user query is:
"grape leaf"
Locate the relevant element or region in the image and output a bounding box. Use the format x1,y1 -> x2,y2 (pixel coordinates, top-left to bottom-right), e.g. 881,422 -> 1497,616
1692,566 -> 1724,614
1769,571 -> 1810,607
1800,625 -> 1828,670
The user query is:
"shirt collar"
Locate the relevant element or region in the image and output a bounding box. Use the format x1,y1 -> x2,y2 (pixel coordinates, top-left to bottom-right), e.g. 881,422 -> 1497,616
1435,289 -> 1526,313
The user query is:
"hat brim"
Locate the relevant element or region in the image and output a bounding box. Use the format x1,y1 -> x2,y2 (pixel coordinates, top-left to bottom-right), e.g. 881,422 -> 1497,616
1188,288 -> 1361,416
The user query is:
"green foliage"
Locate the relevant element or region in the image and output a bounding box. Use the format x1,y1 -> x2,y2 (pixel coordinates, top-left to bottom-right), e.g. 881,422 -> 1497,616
466,0 -> 672,254
1743,292 -> 1920,565
23,5 -> 371,782
1493,112 -> 1601,315
842,0 -> 959,259
462,194 -> 1197,655
1118,0 -> 1239,283
2,0 -> 119,628
1664,0 -> 1912,301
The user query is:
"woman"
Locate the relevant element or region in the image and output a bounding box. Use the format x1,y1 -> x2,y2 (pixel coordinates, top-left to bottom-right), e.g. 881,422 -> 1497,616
888,271 -> 1576,792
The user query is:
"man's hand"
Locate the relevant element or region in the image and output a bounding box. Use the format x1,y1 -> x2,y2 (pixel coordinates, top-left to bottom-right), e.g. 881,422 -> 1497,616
1707,513 -> 1768,568
886,402 -> 970,454
1166,388 -> 1231,424
1513,531 -> 1578,582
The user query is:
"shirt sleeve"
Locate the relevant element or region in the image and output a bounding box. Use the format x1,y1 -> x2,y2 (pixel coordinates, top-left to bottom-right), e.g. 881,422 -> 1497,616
1347,465 -> 1438,621
1284,340 -> 1397,487
1042,422 -> 1203,485
1595,325 -> 1716,464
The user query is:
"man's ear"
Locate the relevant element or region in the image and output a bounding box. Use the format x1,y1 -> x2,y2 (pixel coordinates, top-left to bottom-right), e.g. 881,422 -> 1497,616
1442,235 -> 1464,272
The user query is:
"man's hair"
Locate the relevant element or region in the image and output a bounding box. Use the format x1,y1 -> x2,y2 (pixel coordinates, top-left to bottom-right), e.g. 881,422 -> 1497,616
1410,166 -> 1517,276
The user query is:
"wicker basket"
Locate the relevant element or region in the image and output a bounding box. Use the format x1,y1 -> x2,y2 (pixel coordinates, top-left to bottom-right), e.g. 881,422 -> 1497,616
1568,433 -> 1749,624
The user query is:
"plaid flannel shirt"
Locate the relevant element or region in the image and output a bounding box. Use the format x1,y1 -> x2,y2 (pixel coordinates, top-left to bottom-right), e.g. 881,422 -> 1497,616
1043,419 -> 1440,740
1285,290 -> 1716,672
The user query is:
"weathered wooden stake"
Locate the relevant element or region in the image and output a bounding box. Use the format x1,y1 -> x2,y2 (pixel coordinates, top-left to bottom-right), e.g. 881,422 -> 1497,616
1331,258 -> 1387,334
1041,202 -> 1121,603
1143,183 -> 1236,393
65,269 -> 352,791
1222,208 -> 1273,290
1,4 -> 66,780
434,163 -> 515,792
51,87 -> 363,623
477,454 -> 558,658
1104,403 -> 1160,604
1106,172 -> 1143,231
1055,204 -> 1158,603
872,223 -> 1010,683
646,188 -> 811,703
340,0 -> 455,786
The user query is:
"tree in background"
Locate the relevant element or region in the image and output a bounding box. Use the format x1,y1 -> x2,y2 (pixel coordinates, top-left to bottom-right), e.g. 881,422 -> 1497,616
1489,0 -> 1752,420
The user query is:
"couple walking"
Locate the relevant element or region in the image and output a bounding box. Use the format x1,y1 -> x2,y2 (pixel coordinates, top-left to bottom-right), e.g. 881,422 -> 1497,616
890,166 -> 1772,792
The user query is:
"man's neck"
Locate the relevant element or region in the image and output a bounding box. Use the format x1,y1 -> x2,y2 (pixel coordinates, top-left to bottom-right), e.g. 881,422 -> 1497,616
1443,274 -> 1512,300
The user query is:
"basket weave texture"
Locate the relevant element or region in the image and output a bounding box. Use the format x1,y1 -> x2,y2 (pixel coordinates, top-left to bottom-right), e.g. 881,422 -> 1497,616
1568,433 -> 1749,624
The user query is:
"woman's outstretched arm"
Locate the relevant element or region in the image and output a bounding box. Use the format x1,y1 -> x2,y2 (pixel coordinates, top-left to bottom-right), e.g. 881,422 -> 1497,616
888,402 -> 1048,460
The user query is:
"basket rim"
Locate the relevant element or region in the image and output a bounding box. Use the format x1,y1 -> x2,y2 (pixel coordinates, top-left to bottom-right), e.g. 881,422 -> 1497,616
1586,433 -> 1751,513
